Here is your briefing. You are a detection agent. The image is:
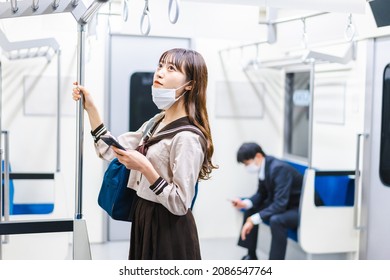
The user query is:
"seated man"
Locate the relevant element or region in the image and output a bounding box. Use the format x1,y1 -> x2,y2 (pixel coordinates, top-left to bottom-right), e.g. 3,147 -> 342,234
232,142 -> 303,260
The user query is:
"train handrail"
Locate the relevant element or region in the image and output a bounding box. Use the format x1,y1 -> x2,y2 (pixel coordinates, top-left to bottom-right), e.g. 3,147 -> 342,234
354,133 -> 368,229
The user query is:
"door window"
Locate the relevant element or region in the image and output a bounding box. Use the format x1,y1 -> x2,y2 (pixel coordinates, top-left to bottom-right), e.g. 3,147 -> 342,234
379,64 -> 390,186
285,71 -> 310,159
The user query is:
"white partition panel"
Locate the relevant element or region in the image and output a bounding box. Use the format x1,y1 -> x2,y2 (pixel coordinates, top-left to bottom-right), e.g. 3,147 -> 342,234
298,169 -> 359,254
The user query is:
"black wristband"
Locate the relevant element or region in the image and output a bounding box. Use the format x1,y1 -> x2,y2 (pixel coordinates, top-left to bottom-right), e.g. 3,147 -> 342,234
91,123 -> 107,142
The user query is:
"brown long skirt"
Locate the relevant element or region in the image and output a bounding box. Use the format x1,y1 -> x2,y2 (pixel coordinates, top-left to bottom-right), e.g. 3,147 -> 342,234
129,197 -> 201,260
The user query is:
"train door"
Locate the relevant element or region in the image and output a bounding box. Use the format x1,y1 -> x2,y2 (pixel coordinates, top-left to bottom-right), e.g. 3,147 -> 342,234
360,37 -> 390,259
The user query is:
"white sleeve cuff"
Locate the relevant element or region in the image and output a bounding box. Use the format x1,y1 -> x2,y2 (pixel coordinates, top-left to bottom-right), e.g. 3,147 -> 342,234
242,199 -> 253,209
249,213 -> 262,225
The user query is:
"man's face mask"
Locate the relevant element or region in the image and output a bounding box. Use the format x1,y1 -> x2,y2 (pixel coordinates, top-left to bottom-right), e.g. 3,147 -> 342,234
245,161 -> 261,174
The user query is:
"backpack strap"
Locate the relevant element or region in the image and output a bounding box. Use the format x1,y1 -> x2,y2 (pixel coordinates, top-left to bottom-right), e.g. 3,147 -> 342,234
190,182 -> 198,211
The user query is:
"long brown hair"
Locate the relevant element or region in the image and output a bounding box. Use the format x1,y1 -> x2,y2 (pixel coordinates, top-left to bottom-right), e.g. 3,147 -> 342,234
159,48 -> 217,179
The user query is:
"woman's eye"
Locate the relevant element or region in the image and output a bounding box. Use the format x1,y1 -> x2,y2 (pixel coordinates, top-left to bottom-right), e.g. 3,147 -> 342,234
168,65 -> 176,71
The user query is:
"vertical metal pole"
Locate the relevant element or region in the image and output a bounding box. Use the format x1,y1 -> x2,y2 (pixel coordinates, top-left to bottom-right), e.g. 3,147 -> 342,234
75,24 -> 85,220
2,131 -> 10,243
307,59 -> 315,169
73,23 -> 91,260
56,49 -> 61,172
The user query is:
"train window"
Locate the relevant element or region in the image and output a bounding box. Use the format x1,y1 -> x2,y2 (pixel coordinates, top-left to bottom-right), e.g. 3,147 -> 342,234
129,72 -> 160,132
284,71 -> 310,159
379,64 -> 390,186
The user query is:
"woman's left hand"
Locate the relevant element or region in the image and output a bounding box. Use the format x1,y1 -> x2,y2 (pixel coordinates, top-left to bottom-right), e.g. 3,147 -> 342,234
112,146 -> 160,184
112,147 -> 148,171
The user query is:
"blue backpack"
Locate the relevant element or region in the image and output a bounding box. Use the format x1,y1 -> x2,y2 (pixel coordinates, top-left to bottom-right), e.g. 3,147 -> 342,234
98,158 -> 135,221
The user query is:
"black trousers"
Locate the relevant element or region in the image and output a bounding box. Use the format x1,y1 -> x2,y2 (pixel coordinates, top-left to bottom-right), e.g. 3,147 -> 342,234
238,208 -> 299,260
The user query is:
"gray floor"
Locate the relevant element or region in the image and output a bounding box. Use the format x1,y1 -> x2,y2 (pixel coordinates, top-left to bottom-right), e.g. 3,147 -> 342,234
88,237 -> 267,260
66,234 -> 347,260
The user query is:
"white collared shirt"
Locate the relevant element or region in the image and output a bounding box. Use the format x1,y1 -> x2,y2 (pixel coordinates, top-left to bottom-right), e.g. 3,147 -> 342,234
258,157 -> 265,181
243,157 -> 265,225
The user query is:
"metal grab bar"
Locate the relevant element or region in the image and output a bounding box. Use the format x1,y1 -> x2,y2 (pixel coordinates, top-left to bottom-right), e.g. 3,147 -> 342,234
2,173 -> 55,180
354,133 -> 368,229
56,49 -> 61,172
75,24 -> 85,221
140,0 -> 151,36
2,132 -> 10,225
0,219 -> 73,235
307,59 -> 315,169
1,131 -> 10,246
315,170 -> 355,176
168,0 -> 180,24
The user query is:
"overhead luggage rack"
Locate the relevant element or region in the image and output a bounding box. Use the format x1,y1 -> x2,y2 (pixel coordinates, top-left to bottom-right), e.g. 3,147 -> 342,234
0,29 -> 60,62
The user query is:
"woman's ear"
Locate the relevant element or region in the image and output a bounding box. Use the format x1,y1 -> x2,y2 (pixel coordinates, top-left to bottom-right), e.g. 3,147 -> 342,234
185,80 -> 195,90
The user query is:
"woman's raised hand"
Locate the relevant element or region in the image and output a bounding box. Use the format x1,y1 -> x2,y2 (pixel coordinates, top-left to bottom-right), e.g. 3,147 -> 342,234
72,81 -> 96,112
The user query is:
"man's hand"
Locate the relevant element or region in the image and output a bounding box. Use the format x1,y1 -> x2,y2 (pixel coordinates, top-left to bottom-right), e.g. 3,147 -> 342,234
231,198 -> 247,209
241,218 -> 254,240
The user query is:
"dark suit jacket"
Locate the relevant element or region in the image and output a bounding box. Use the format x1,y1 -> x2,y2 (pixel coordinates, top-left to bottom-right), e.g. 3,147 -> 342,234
249,156 -> 303,221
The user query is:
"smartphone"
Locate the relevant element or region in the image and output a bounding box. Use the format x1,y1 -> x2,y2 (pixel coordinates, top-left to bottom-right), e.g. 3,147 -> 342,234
100,135 -> 126,151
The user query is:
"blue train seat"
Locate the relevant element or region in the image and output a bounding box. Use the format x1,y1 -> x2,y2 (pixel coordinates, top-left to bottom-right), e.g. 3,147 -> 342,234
2,160 -> 54,215
286,161 -> 355,207
13,203 -> 54,215
12,173 -> 55,214
314,173 -> 355,206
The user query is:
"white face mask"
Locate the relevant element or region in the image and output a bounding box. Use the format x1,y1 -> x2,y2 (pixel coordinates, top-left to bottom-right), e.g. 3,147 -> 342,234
151,81 -> 190,110
245,162 -> 261,174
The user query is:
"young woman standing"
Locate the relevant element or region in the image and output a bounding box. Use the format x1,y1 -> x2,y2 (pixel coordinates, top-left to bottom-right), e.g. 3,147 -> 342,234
72,48 -> 217,260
